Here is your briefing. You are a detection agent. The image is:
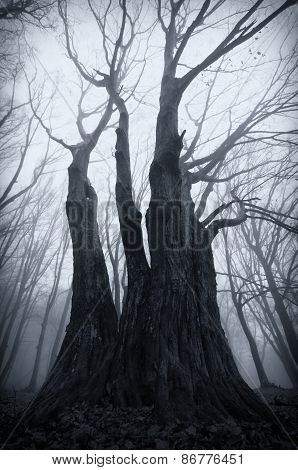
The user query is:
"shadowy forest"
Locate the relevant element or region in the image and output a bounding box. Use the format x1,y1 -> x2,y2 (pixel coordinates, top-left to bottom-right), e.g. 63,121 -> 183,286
0,0 -> 297,450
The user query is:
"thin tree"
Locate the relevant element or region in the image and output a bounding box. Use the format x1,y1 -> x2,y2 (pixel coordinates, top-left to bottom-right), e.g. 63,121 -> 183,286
222,229 -> 270,388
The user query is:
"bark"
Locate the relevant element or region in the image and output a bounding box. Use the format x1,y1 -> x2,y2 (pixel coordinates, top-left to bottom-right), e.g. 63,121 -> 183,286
105,95 -> 151,406
27,144 -> 118,421
191,228 -> 268,421
105,207 -> 122,318
107,77 -> 267,423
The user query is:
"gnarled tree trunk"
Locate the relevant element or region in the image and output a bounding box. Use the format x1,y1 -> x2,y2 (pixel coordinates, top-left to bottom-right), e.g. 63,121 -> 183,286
28,145 -> 118,421
108,76 -> 267,423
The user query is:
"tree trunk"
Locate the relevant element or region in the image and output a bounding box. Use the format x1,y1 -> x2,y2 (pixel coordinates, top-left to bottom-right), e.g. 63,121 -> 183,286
0,221 -> 52,386
27,81 -> 272,425
0,232 -> 35,372
105,98 -> 151,406
224,236 -> 270,388
27,238 -> 68,392
236,305 -> 270,388
262,262 -> 298,365
108,77 -> 267,423
27,145 -> 118,421
254,296 -> 298,386
0,279 -> 37,386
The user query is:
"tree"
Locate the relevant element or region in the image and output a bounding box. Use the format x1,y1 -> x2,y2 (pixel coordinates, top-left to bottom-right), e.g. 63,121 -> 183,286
28,0 -> 297,425
216,156 -> 297,386
0,184 -> 61,386
223,229 -> 271,388
0,74 -> 59,212
26,227 -> 69,392
0,0 -> 54,24
241,220 -> 298,364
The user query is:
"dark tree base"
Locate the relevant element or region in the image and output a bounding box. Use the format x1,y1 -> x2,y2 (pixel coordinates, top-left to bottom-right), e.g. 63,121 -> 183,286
1,388 -> 297,450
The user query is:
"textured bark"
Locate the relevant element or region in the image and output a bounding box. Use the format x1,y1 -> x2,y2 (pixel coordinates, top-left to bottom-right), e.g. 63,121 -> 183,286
27,145 -> 118,421
145,169 -> 267,422
106,97 -> 151,405
191,231 -> 267,422
107,77 -> 267,423
27,79 -> 276,425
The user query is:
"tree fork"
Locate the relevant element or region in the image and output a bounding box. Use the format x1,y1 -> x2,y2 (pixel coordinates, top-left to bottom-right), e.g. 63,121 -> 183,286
107,93 -> 151,407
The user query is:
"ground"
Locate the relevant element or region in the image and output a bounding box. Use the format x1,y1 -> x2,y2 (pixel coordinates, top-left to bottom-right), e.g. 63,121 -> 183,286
0,387 -> 297,449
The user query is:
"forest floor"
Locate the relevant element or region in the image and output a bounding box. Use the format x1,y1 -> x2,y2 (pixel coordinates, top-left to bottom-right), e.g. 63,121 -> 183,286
0,386 -> 297,450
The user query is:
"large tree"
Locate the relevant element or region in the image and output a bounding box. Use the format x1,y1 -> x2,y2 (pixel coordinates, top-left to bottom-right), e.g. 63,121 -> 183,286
28,0 -> 298,424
